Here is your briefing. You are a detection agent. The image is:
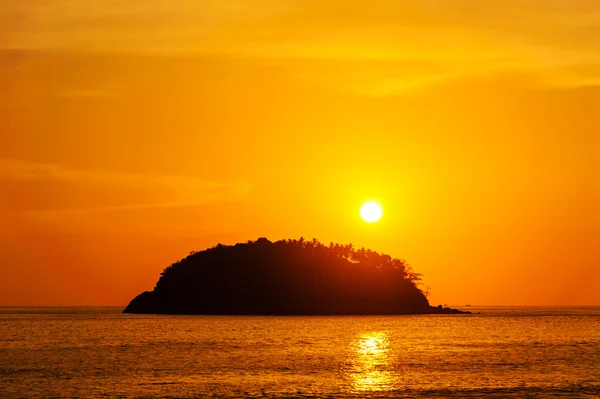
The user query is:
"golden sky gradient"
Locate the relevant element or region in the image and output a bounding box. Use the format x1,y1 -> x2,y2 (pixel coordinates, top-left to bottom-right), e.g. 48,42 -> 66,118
1,0 -> 599,306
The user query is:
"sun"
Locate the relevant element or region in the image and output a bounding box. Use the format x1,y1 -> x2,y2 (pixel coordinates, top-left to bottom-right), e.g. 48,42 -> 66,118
360,201 -> 383,223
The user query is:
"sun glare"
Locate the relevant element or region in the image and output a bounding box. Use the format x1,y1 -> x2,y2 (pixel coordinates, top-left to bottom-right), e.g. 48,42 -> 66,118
360,201 -> 383,223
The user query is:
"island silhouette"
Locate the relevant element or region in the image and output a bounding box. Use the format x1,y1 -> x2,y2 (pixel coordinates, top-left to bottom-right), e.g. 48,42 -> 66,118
124,238 -> 469,315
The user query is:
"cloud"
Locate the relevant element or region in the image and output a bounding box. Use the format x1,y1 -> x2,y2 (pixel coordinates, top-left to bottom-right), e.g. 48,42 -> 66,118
3,1 -> 600,94
0,159 -> 251,213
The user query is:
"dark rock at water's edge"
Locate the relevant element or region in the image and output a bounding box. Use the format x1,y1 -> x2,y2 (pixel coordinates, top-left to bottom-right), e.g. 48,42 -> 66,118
123,238 -> 471,315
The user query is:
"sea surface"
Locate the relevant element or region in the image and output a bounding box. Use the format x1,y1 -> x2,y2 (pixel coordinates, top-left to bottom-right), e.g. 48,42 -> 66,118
1,307 -> 599,398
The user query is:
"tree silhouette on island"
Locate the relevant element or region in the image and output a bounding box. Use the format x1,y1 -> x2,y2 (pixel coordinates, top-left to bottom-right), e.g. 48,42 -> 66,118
124,238 -> 469,315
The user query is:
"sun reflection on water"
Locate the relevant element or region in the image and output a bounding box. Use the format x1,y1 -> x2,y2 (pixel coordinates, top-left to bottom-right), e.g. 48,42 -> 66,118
349,331 -> 394,392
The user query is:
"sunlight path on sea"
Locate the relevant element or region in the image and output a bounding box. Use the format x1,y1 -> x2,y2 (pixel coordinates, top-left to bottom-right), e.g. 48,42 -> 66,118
349,331 -> 394,392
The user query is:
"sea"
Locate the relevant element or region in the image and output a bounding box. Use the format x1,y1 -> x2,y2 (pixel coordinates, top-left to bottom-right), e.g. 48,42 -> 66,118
1,307 -> 599,398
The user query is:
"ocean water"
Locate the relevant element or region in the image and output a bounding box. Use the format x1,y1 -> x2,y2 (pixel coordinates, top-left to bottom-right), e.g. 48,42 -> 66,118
1,307 -> 599,398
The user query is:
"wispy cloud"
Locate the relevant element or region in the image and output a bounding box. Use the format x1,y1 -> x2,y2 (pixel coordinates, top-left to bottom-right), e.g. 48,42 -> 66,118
0,159 -> 251,213
2,1 -> 600,94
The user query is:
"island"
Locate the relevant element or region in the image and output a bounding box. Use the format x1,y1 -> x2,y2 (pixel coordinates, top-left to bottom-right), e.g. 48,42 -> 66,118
123,238 -> 469,315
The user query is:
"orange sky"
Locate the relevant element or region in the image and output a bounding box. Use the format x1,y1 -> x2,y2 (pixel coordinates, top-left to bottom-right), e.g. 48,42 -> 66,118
1,0 -> 599,306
